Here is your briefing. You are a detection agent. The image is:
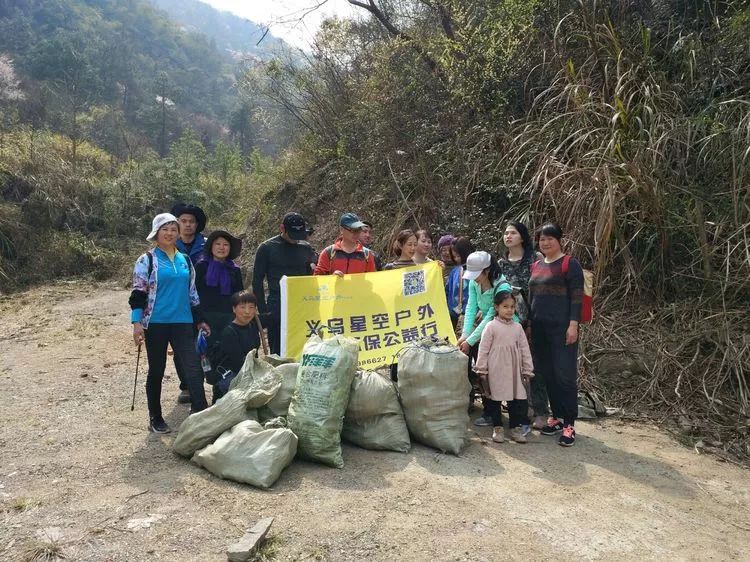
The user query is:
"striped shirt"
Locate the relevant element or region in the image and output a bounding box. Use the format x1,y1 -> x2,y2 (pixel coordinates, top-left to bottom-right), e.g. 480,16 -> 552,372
529,256 -> 584,325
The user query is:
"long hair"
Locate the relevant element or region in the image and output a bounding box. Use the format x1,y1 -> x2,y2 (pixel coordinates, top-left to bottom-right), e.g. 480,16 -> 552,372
391,229 -> 416,258
486,255 -> 503,283
453,236 -> 474,265
507,221 -> 535,261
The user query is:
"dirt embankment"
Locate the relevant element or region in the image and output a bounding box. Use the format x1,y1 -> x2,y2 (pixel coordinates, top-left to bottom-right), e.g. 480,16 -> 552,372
1,282 -> 748,561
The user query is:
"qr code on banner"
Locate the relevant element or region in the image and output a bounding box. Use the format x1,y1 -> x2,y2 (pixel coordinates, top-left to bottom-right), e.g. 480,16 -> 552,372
403,269 -> 426,297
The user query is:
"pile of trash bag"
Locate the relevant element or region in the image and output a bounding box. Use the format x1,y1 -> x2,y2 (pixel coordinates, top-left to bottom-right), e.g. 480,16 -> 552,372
171,336 -> 472,488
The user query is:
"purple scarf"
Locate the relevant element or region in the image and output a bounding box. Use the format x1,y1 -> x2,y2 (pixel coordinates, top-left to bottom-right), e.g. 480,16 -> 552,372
203,257 -> 239,295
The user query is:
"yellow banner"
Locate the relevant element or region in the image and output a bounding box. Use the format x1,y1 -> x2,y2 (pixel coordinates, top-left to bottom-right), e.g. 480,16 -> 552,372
280,262 -> 456,368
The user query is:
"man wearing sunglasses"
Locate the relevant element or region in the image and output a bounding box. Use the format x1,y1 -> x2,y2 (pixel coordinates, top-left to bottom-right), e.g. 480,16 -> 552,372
314,213 -> 377,276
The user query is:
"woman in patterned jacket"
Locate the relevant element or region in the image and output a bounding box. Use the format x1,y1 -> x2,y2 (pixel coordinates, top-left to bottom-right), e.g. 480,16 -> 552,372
129,213 -> 210,433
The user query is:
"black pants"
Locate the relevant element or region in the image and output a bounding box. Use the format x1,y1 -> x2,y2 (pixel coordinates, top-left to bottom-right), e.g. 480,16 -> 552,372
531,322 -> 578,425
145,323 -> 208,419
467,343 -> 489,414
486,398 -> 529,428
264,307 -> 281,356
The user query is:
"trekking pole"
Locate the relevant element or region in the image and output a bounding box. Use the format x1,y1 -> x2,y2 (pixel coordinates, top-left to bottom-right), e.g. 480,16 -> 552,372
131,343 -> 142,411
254,315 -> 269,356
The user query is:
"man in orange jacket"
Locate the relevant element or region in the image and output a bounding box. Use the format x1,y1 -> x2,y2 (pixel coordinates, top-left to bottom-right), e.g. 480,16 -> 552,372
314,213 -> 377,276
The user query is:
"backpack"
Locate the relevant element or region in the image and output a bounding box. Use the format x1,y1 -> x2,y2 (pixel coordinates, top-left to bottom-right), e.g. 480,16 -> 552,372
146,249 -> 194,279
327,245 -> 371,266
532,255 -> 593,324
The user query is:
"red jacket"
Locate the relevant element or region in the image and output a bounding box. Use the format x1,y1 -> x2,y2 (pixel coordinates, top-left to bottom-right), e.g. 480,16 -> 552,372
314,239 -> 377,275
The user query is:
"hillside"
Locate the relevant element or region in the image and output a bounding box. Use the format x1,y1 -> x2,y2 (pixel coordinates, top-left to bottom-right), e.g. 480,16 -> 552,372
0,0 -> 242,157
149,0 -> 290,61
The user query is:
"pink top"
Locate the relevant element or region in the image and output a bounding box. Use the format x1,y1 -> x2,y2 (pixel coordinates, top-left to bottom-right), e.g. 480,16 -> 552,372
474,317 -> 534,401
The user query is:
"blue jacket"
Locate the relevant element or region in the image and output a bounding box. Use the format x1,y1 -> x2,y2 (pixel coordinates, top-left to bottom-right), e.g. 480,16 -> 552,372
176,232 -> 206,264
445,265 -> 469,315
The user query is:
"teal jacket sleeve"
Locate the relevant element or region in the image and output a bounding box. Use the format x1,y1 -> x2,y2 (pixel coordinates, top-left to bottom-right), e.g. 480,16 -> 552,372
465,278 -> 512,346
461,281 -> 478,339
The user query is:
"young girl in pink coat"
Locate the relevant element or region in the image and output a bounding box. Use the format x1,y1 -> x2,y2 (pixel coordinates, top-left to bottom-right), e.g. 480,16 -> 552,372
474,290 -> 535,443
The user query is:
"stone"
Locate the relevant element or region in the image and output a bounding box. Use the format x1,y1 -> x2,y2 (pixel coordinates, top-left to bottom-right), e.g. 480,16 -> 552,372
227,517 -> 274,562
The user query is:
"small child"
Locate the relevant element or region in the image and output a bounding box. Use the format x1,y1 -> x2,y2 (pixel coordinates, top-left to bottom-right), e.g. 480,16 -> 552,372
474,290 -> 535,443
211,290 -> 261,403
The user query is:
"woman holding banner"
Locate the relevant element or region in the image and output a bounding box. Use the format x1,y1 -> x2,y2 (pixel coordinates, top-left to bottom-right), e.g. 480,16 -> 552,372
384,229 -> 419,270
456,251 -> 513,427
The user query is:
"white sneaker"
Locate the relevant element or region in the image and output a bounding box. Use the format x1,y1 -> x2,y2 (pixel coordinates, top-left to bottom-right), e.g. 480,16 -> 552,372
492,427 -> 504,443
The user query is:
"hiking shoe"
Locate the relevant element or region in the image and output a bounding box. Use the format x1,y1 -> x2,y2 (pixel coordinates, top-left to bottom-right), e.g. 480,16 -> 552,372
532,416 -> 546,430
520,424 -> 531,437
540,418 -> 564,435
149,418 -> 171,434
177,390 -> 191,404
473,415 -> 493,427
511,427 -> 527,444
492,427 -> 504,443
559,425 -> 576,447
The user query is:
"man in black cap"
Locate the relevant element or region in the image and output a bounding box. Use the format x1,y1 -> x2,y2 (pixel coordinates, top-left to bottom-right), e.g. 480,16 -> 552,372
171,203 -> 208,264
252,212 -> 317,354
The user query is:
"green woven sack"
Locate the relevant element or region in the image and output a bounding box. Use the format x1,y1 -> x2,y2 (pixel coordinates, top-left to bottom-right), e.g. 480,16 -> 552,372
287,335 -> 359,468
397,340 -> 470,455
173,356 -> 281,457
342,371 -> 410,453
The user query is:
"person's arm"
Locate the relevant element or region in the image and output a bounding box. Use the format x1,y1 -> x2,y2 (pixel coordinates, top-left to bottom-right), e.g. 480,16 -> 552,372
460,281 -> 477,339
194,260 -> 207,295
251,242 -> 268,313
232,267 -> 244,292
565,257 -> 584,345
220,325 -> 245,373
474,322 -> 495,374
517,325 -> 535,379
187,258 -> 208,334
313,246 -> 332,275
566,257 -> 584,323
466,279 -> 512,346
128,254 -> 150,345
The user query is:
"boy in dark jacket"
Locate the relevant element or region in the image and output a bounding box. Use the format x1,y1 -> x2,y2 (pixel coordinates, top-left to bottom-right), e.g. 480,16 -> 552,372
210,290 -> 261,403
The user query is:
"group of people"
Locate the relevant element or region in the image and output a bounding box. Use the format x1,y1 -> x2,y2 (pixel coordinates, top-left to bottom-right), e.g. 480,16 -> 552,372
129,206 -> 584,448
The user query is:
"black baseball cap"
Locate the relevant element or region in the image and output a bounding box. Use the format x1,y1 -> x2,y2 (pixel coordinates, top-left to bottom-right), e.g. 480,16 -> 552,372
282,212 -> 307,240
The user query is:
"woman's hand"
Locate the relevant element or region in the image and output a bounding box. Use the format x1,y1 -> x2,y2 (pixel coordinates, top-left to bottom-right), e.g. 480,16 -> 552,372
436,260 -> 445,269
197,322 -> 211,337
565,321 -> 578,345
458,340 -> 471,355
333,270 -> 344,278
133,323 -> 144,346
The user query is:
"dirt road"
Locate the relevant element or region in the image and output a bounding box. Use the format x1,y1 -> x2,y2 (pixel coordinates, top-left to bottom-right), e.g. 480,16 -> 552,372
1,282 -> 748,561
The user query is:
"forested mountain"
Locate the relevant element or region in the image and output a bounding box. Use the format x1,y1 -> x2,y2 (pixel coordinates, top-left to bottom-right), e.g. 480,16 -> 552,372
0,0 -> 290,158
149,0 -> 289,61
0,0 -> 297,291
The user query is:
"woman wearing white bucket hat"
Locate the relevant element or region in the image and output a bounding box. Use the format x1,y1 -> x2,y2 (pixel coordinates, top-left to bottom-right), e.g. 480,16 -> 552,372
128,213 -> 210,433
457,251 -> 513,428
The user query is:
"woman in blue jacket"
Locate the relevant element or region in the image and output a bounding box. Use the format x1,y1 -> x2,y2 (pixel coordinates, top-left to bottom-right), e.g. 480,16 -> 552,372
129,213 -> 210,433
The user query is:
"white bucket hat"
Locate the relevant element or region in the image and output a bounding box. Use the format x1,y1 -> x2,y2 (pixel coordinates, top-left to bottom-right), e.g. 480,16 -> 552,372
462,251 -> 492,280
146,213 -> 178,242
